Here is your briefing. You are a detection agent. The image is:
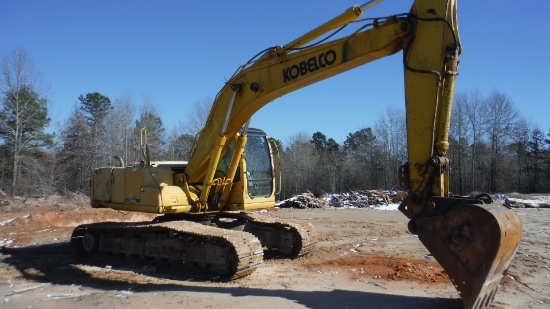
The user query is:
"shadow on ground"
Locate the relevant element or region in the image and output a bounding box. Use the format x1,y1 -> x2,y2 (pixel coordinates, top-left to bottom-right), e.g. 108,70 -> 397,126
1,242 -> 463,309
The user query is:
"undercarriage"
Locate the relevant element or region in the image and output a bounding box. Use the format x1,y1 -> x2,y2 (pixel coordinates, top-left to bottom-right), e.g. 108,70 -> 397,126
71,211 -> 317,279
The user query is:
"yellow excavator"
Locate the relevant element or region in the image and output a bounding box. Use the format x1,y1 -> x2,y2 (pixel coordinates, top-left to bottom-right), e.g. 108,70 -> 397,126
71,0 -> 522,308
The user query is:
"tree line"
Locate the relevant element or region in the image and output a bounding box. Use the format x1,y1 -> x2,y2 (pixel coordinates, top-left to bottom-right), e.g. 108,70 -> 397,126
1,48 -> 549,199
278,93 -> 550,199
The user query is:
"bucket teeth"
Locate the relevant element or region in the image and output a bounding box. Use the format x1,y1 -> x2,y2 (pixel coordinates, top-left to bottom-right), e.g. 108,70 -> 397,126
415,202 -> 522,308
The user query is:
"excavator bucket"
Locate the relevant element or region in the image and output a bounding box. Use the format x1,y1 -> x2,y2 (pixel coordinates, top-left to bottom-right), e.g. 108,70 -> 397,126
415,202 -> 522,309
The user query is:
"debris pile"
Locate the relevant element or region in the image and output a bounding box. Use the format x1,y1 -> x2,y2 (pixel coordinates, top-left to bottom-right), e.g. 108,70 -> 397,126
277,190 -> 406,209
277,191 -> 550,210
504,197 -> 550,209
325,190 -> 405,208
277,193 -> 327,209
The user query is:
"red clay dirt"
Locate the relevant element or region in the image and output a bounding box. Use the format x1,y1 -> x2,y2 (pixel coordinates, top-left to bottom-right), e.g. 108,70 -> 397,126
0,197 -> 548,308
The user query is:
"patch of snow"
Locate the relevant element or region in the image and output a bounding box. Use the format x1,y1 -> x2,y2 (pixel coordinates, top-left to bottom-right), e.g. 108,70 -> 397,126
276,195 -> 298,207
47,293 -> 91,300
0,218 -> 16,226
493,193 -> 508,201
279,191 -> 404,210
372,203 -> 400,211
1,214 -> 31,226
506,195 -> 550,208
0,239 -> 14,247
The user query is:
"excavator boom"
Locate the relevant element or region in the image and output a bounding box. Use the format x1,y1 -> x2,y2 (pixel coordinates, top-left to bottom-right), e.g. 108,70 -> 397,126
185,11 -> 411,185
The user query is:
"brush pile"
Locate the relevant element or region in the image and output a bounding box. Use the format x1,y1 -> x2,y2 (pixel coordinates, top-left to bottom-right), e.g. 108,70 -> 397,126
277,190 -> 407,209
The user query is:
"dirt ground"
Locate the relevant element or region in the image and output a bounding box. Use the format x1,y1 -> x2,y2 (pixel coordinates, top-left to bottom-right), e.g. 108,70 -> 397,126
0,200 -> 548,309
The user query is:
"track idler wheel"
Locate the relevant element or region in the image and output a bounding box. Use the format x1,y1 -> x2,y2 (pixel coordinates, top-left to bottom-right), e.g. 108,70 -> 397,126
414,202 -> 522,309
82,232 -> 99,252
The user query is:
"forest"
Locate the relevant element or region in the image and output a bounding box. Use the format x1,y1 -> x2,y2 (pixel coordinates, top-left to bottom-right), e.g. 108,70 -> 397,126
1,49 -> 549,200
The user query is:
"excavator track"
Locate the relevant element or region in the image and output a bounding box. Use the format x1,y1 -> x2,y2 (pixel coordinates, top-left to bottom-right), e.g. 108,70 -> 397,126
71,220 -> 264,280
234,211 -> 317,258
153,211 -> 318,259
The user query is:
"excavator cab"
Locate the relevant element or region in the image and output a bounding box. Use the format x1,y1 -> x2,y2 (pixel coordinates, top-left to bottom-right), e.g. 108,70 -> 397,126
213,128 -> 277,210
243,130 -> 275,198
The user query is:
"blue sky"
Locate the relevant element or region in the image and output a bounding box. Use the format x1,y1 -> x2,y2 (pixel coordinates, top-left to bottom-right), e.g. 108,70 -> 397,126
2,0 -> 549,145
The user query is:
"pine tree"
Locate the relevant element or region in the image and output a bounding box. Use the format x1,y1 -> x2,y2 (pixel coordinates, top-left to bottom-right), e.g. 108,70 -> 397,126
78,92 -> 112,170
0,86 -> 53,195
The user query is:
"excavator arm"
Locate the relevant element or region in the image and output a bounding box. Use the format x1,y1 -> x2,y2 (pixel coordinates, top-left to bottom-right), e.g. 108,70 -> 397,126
183,1 -> 522,308
185,5 -> 410,185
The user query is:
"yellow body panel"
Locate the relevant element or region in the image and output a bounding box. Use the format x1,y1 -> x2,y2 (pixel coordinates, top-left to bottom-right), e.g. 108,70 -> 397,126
111,168 -> 125,203
91,136 -> 275,214
225,173 -> 276,211
92,165 -> 193,213
92,167 -> 113,202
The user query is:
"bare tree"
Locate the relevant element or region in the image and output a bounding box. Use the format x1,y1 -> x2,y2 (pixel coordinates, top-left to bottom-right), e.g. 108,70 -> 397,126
104,91 -> 136,165
484,90 -> 518,192
281,132 -> 317,198
184,97 -> 214,136
166,124 -> 194,161
463,89 -> 489,192
450,93 -> 471,195
375,106 -> 406,189
19,149 -> 59,196
0,48 -> 41,92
